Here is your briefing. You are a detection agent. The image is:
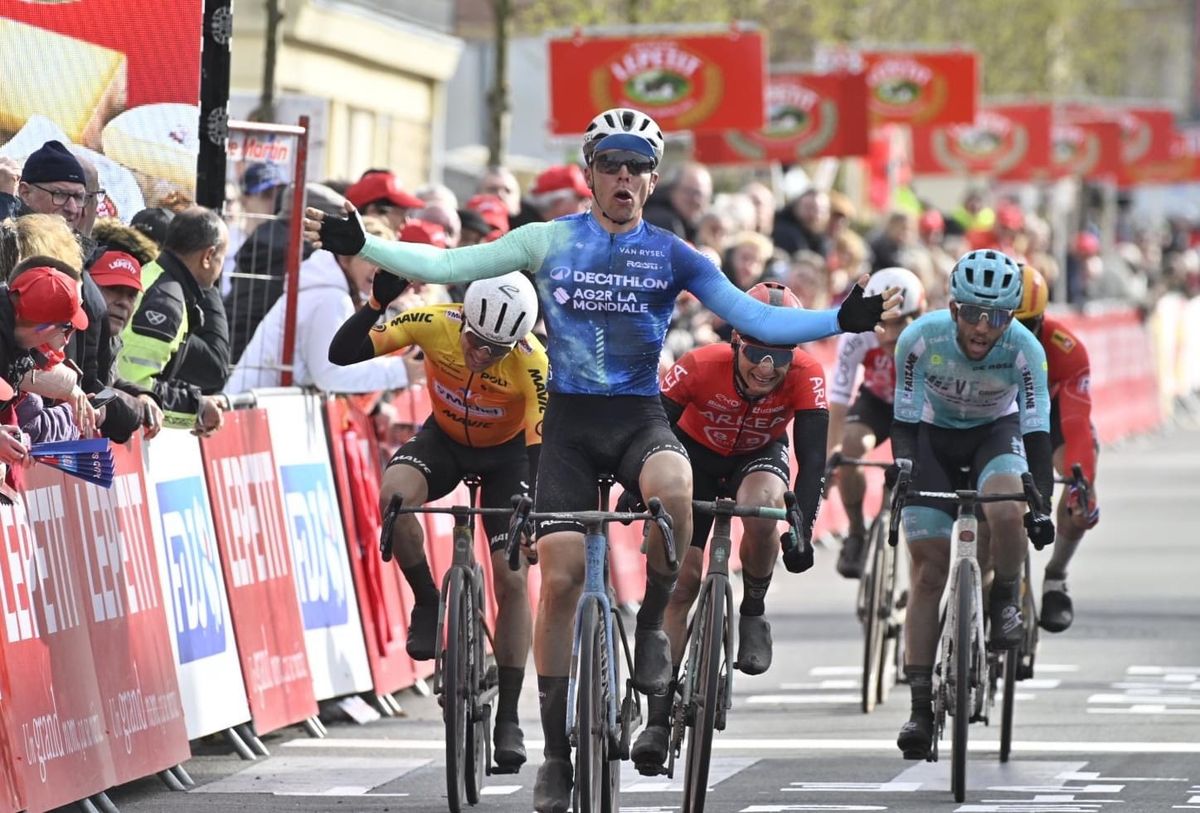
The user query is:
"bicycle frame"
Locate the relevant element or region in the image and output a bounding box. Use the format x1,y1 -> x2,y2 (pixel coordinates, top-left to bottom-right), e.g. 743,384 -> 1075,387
567,516 -> 623,752
935,494 -> 988,743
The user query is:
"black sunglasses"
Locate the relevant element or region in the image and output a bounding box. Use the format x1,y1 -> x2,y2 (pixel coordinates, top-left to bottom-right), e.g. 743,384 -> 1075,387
593,151 -> 657,176
740,342 -> 793,367
464,327 -> 516,358
956,302 -> 1014,329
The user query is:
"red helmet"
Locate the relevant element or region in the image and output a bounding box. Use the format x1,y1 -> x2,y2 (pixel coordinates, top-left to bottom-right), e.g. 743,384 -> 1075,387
737,281 -> 801,348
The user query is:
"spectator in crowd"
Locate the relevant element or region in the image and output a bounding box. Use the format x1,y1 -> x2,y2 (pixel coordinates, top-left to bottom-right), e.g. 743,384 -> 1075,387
0,214 -> 82,280
347,170 -> 424,234
1067,231 -> 1102,305
951,185 -> 995,234
130,207 -> 174,247
118,207 -> 230,434
0,141 -> 86,227
458,207 -> 497,247
723,231 -> 775,291
827,190 -> 857,242
784,249 -> 831,311
643,161 -> 713,243
73,152 -> 105,247
694,210 -> 731,255
228,215 -> 410,394
224,162 -> 288,281
773,188 -> 831,257
527,165 -> 591,221
1024,214 -> 1061,294
414,202 -> 461,248
479,165 -> 539,228
741,181 -> 776,237
869,211 -> 916,271
830,229 -> 870,301
415,183 -> 459,211
464,194 -> 510,237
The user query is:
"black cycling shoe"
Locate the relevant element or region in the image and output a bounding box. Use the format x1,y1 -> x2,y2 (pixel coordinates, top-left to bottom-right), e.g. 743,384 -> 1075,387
532,756 -> 573,813
631,724 -> 670,774
493,720 -> 526,770
633,627 -> 672,696
405,603 -> 438,661
736,615 -> 773,675
836,533 -> 866,579
897,715 -> 934,760
1040,579 -> 1074,633
989,599 -> 1024,650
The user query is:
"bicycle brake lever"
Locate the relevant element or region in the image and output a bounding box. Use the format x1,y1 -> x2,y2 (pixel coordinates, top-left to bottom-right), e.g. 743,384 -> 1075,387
780,492 -> 811,573
1020,472 -> 1046,514
821,452 -> 842,498
506,495 -> 533,572
646,497 -> 678,572
379,494 -> 402,563
887,467 -> 910,548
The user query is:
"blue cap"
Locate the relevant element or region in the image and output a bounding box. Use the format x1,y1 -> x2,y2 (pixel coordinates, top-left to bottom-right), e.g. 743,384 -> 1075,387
242,162 -> 287,195
591,133 -> 656,160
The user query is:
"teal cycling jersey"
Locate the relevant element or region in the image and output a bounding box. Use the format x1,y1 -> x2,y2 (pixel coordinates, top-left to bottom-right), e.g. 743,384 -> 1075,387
360,212 -> 842,396
893,310 -> 1050,434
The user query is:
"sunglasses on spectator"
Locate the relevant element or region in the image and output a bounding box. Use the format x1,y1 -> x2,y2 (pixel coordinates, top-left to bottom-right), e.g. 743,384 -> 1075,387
29,183 -> 86,207
36,322 -> 75,334
956,303 -> 1014,329
463,327 -> 516,358
592,151 -> 657,176
740,342 -> 793,367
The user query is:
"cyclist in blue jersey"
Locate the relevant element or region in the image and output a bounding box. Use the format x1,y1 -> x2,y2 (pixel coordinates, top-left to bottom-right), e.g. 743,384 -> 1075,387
305,108 -> 900,813
889,249 -> 1056,761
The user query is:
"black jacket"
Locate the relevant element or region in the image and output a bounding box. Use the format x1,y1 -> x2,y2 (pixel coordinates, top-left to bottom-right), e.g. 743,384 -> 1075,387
642,188 -> 694,243
771,206 -> 830,258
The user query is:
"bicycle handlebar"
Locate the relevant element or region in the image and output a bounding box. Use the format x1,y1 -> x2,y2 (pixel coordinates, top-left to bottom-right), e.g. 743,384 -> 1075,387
690,493 -> 809,572
1055,462 -> 1092,515
822,451 -> 894,497
379,494 -> 517,563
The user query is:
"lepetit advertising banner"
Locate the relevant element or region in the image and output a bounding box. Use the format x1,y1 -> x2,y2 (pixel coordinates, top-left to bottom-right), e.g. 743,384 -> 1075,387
860,49 -> 978,127
548,28 -> 766,135
911,103 -> 1052,180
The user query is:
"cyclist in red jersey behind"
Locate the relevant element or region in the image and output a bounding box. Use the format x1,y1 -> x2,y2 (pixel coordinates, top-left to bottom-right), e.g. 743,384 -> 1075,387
630,281 -> 829,771
1015,266 -> 1099,632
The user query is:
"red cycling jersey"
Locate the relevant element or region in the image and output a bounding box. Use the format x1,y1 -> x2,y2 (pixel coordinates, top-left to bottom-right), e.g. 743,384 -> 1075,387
1036,316 -> 1096,482
661,342 -> 828,455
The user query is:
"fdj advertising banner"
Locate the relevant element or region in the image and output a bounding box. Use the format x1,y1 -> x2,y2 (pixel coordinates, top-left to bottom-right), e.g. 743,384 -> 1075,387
145,431 -> 250,740
548,27 -> 766,135
911,103 -> 1052,181
259,392 -> 372,700
201,410 -> 317,735
0,0 -> 204,215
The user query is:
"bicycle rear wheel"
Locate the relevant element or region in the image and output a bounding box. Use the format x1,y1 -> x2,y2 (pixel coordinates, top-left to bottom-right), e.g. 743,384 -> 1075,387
443,569 -> 469,812
682,579 -> 726,812
575,602 -> 609,813
951,566 -> 973,803
861,521 -> 887,713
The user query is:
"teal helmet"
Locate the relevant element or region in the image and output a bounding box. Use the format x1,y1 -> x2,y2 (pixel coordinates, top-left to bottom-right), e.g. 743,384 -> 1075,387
949,249 -> 1022,310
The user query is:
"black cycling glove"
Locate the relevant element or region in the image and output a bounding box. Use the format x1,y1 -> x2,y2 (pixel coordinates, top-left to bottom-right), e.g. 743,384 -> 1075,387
371,270 -> 410,308
837,281 -> 885,332
319,209 -> 367,256
1024,510 -> 1055,550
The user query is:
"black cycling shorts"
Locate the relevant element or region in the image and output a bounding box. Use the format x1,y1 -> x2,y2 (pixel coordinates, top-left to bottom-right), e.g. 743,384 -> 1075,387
535,394 -> 687,535
388,418 -> 529,551
1048,396 -> 1099,456
907,414 -> 1027,523
679,431 -> 789,550
846,388 -> 893,443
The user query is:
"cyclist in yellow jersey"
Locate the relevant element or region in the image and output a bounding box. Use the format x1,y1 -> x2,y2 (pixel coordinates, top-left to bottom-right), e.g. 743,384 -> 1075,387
329,270 -> 546,771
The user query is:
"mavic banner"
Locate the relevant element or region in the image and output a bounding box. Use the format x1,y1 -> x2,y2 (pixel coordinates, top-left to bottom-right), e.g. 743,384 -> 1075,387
911,103 -> 1051,180
691,70 -> 868,165
1051,115 -> 1122,181
548,27 -> 766,135
201,411 -> 317,735
859,49 -> 978,127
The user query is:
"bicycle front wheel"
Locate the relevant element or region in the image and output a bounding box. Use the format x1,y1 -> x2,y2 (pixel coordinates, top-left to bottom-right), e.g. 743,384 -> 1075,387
951,565 -> 973,803
465,578 -> 487,804
999,646 -> 1018,763
682,579 -> 726,812
575,602 -> 609,813
443,569 -> 469,812
861,521 -> 888,713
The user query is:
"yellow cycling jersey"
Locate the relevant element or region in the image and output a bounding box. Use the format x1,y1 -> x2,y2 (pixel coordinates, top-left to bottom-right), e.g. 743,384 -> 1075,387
370,304 -> 547,448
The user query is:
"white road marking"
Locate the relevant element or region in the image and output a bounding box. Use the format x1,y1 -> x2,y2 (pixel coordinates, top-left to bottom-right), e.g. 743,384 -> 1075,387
783,781 -> 920,792
1128,665 -> 1200,675
191,755 -> 430,795
1088,693 -> 1200,705
1111,681 -> 1200,691
479,784 -> 522,795
621,756 -> 757,792
747,694 -> 862,705
1057,771 -> 1190,782
896,760 -> 1087,793
808,666 -> 862,676
1034,664 -> 1080,674
779,680 -> 860,690
743,807 -> 887,812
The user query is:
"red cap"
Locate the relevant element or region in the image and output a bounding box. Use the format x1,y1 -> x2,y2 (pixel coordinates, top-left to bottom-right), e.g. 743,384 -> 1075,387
400,219 -> 448,248
918,209 -> 944,235
465,194 -> 509,234
1075,231 -> 1100,256
531,164 -> 590,198
89,250 -> 143,292
996,204 -> 1025,230
346,171 -> 424,211
11,267 -> 88,330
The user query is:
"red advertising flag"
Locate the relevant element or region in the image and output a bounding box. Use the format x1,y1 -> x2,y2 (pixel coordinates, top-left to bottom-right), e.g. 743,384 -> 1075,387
861,49 -> 978,127
911,103 -> 1052,180
1120,133 -> 1200,185
201,410 -> 318,735
1061,103 -> 1177,186
1052,116 -> 1122,181
548,27 -> 766,135
692,70 -> 868,165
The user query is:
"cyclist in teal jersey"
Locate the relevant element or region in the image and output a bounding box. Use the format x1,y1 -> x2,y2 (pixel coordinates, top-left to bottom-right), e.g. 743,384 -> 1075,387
306,108 -> 901,812
889,249 -> 1056,761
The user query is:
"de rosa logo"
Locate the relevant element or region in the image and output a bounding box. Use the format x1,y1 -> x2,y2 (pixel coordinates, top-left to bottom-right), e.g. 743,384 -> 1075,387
867,57 -> 946,122
595,40 -> 722,125
933,110 -> 1027,174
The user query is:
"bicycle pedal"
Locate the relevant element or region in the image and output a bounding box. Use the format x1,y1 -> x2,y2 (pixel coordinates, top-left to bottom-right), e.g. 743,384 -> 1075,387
634,760 -> 669,777
489,763 -> 521,775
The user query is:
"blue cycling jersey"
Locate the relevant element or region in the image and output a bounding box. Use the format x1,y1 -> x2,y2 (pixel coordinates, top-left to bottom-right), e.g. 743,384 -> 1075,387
360,212 -> 843,396
893,310 -> 1050,434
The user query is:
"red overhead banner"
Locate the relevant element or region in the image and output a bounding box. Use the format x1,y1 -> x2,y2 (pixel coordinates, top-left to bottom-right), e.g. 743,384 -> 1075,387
1051,116 -> 1122,181
548,28 -> 766,135
692,70 -> 868,165
1062,103 -> 1177,186
201,410 -> 317,735
1120,133 -> 1200,185
860,50 -> 978,127
911,102 -> 1052,180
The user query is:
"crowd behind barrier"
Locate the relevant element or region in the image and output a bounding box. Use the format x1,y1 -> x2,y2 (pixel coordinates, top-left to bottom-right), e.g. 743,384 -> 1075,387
0,297 -> 1192,811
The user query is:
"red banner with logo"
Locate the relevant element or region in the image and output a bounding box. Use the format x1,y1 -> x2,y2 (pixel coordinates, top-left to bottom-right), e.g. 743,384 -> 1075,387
911,102 -> 1051,180
548,28 -> 766,135
201,410 -> 317,734
1120,133 -> 1200,185
0,437 -> 189,811
326,398 -> 421,692
692,70 -> 868,165
1051,115 -> 1122,181
1063,104 -> 1178,186
860,50 -> 978,127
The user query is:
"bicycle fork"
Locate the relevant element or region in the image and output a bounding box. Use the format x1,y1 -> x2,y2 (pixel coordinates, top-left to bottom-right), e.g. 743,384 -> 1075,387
567,530 -> 621,751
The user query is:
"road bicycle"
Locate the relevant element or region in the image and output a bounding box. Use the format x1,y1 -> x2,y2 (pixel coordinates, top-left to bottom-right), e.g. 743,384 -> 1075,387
652,493 -> 806,812
507,476 -> 675,813
888,460 -> 1048,802
824,452 -> 909,714
380,476 -> 522,812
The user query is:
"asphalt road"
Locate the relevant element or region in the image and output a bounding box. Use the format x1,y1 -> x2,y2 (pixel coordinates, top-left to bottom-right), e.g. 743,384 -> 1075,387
98,424 -> 1200,813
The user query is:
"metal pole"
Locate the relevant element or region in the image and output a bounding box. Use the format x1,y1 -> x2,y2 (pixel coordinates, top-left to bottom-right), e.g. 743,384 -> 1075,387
197,0 -> 233,209
487,0 -> 511,167
279,115 -> 310,387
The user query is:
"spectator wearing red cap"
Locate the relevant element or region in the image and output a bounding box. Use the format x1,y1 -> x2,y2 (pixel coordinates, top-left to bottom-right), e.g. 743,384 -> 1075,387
528,165 -> 591,221
400,219 -> 450,248
465,194 -> 509,236
346,170 -> 424,234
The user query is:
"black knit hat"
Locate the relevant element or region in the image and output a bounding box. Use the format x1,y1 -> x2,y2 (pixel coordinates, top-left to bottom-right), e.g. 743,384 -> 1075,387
21,140 -> 86,185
